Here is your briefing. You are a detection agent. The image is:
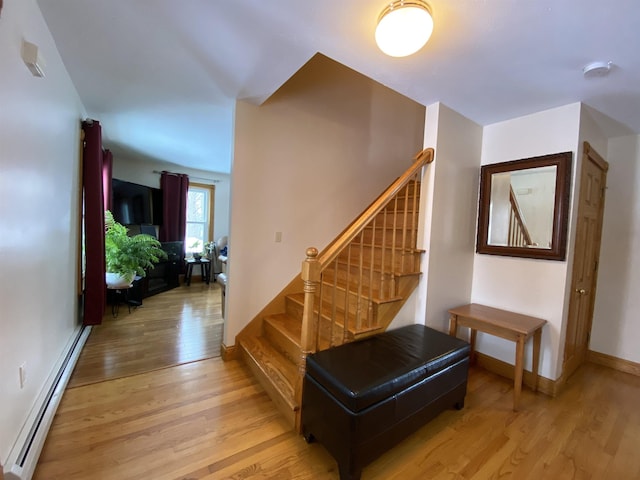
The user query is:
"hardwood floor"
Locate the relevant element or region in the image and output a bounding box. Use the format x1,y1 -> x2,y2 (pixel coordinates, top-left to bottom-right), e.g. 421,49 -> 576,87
34,290 -> 640,479
68,282 -> 223,387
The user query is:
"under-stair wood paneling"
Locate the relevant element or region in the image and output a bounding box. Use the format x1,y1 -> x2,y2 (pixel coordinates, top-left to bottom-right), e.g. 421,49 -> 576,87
237,149 -> 434,430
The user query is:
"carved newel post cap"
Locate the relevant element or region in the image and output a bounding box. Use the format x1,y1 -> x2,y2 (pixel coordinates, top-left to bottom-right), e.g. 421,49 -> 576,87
305,247 -> 318,259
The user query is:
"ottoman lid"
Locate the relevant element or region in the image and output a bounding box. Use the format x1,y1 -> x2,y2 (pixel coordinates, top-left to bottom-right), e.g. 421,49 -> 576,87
305,324 -> 470,412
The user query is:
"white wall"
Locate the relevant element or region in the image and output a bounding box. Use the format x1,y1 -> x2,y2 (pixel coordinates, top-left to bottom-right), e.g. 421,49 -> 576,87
412,103 -> 483,333
111,156 -> 231,240
0,0 -> 85,467
590,134 -> 640,364
471,103 -> 581,380
227,54 -> 425,345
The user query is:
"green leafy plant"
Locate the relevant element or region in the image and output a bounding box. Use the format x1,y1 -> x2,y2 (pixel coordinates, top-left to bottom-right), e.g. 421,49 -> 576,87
105,210 -> 167,277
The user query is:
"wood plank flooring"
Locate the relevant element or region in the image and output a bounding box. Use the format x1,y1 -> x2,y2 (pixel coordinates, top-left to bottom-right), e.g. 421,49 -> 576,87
34,287 -> 640,479
68,282 -> 223,387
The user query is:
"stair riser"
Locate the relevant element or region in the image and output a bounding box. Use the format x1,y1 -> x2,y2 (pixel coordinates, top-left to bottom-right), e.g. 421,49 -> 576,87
306,328 -> 358,352
383,186 -> 420,210
263,319 -> 301,366
239,343 -> 296,429
285,292 -> 378,335
373,209 -> 419,229
320,275 -> 421,308
317,307 -> 378,337
321,267 -> 394,297
281,296 -> 356,348
394,272 -> 422,299
316,317 -> 354,347
360,227 -> 417,249
285,295 -> 305,320
338,247 -> 421,272
317,284 -> 380,318
382,206 -> 419,217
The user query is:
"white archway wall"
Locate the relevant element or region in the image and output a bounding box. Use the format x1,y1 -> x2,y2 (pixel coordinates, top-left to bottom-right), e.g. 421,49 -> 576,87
410,103 -> 482,334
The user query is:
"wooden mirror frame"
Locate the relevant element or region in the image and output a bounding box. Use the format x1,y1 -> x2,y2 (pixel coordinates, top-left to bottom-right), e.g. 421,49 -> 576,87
476,151 -> 572,261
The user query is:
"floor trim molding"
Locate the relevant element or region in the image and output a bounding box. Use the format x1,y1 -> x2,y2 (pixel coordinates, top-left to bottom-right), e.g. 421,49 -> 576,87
221,342 -> 238,361
588,350 -> 640,376
475,352 -> 559,397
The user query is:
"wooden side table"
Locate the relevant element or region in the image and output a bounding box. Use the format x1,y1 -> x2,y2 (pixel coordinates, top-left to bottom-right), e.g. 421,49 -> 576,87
184,258 -> 211,286
448,303 -> 546,411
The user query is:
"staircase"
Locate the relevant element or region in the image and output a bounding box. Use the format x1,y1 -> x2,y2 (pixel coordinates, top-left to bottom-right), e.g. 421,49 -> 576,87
238,148 -> 435,430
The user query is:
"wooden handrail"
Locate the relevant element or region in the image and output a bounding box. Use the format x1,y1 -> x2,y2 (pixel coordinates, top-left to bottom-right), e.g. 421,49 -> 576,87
316,148 -> 434,270
300,147 -> 434,358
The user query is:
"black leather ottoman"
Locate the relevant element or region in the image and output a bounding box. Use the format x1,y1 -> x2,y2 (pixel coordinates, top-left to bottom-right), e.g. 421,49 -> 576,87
301,324 -> 470,480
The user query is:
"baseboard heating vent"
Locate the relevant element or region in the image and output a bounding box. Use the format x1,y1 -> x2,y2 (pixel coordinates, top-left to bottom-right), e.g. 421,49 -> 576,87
5,325 -> 91,480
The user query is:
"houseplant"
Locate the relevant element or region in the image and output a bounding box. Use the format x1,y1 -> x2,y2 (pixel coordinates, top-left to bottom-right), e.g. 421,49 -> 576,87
105,210 -> 167,288
189,240 -> 203,260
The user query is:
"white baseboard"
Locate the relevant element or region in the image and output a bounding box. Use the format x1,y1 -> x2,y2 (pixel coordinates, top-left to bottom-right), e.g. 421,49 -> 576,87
5,325 -> 91,480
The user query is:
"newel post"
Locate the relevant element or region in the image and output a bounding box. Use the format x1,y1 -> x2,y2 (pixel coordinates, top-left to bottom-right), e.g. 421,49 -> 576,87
301,247 -> 320,355
294,247 -> 320,431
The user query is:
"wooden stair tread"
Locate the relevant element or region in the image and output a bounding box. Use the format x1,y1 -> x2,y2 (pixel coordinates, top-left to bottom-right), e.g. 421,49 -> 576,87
240,336 -> 297,410
264,313 -> 302,347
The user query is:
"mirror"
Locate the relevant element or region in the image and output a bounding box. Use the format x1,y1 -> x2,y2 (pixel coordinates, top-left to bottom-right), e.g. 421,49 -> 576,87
476,152 -> 572,260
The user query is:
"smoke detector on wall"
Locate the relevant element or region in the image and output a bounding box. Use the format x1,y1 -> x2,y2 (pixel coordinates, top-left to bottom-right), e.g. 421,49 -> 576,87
582,61 -> 612,78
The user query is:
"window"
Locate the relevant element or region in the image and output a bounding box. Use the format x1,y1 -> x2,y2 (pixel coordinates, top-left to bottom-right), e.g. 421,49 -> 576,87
185,183 -> 215,254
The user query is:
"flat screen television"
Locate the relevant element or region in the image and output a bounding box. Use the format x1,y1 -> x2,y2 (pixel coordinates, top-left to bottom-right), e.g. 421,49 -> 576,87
111,179 -> 163,225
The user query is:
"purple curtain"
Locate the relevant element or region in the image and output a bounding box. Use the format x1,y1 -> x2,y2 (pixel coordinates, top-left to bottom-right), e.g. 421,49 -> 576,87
159,171 -> 189,243
102,149 -> 113,211
82,120 -> 106,326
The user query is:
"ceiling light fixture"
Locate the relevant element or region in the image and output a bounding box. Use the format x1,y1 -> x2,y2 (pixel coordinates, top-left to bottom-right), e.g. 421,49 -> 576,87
375,1 -> 434,58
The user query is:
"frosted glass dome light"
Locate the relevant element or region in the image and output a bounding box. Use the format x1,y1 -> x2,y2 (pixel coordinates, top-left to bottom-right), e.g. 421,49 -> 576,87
375,1 -> 434,58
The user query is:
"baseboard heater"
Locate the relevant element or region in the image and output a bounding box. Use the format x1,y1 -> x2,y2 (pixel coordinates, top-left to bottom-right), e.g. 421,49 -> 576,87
4,325 -> 91,480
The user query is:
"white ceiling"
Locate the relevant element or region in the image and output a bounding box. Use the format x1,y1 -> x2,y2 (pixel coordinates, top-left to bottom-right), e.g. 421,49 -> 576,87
37,0 -> 640,174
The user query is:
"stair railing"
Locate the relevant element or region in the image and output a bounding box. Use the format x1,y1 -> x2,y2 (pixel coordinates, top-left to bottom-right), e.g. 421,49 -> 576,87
508,187 -> 533,247
300,148 -> 434,357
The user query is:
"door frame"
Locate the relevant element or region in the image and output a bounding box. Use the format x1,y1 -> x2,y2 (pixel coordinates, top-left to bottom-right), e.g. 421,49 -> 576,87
561,141 -> 609,381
